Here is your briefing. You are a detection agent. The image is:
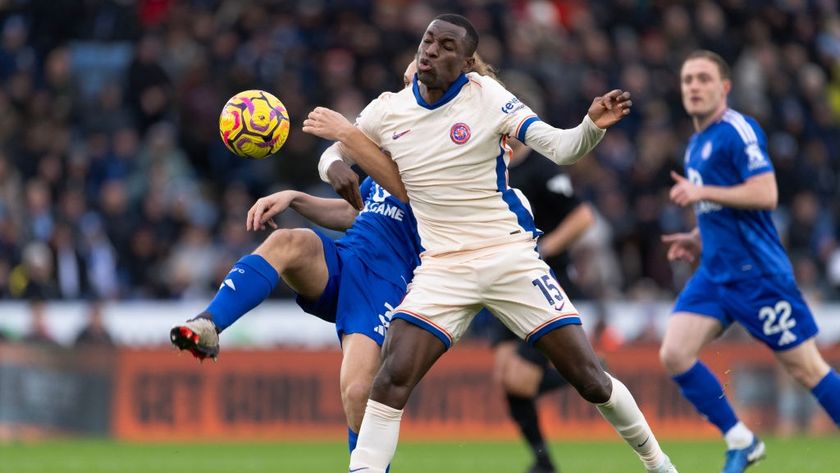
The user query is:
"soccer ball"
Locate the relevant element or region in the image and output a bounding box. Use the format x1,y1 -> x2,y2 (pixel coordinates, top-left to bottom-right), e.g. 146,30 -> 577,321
219,89 -> 290,159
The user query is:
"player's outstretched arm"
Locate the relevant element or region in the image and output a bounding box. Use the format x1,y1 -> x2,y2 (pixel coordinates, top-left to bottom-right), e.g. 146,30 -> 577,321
304,107 -> 408,203
247,190 -> 358,233
522,90 -> 632,166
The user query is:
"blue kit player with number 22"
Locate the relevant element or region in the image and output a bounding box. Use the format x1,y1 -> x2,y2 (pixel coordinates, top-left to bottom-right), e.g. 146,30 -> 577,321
659,50 -> 840,473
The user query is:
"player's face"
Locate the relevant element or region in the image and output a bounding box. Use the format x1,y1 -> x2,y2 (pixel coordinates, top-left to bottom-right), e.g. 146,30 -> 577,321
680,58 -> 731,118
416,20 -> 472,89
403,60 -> 417,88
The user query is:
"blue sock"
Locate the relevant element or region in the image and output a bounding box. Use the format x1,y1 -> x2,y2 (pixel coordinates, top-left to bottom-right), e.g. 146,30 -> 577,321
348,427 -> 358,454
205,254 -> 279,332
811,369 -> 840,426
673,361 -> 739,434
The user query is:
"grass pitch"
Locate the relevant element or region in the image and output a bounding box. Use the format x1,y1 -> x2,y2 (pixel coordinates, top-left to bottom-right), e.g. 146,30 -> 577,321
0,437 -> 836,473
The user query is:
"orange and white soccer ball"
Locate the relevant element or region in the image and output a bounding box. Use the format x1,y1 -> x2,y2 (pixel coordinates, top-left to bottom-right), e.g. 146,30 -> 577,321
219,89 -> 290,159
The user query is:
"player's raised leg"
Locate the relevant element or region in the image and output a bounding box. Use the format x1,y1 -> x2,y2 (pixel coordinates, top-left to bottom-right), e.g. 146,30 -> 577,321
171,228 -> 328,359
349,319 -> 447,473
774,338 -> 840,425
536,325 -> 676,473
659,312 -> 764,473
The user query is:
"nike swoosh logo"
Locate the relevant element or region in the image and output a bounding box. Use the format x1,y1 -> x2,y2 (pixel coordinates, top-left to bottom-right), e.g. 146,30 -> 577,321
349,468 -> 369,472
392,129 -> 411,140
554,301 -> 565,312
636,436 -> 650,448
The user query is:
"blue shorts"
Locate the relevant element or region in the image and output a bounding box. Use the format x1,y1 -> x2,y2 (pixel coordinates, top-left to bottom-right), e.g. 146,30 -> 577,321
296,229 -> 407,346
673,270 -> 818,351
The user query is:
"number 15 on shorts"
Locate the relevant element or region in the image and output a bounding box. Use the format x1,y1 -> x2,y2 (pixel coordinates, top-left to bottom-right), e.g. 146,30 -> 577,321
532,274 -> 566,311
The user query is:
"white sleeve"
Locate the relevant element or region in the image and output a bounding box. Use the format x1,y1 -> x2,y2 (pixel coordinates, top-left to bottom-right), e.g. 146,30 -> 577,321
522,116 -> 605,165
317,142 -> 354,183
318,93 -> 392,183
478,74 -> 606,165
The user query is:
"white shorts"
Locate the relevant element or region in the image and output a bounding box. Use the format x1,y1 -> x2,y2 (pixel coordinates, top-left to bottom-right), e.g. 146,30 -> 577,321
393,238 -> 581,349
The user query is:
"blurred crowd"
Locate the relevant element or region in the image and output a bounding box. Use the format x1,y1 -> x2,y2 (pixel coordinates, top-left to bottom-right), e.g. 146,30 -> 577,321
0,0 -> 839,303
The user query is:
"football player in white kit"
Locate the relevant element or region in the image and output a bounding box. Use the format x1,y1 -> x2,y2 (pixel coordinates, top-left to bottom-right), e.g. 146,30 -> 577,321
304,14 -> 678,473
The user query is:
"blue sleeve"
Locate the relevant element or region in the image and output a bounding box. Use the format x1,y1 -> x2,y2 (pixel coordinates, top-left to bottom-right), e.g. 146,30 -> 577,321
727,120 -> 774,181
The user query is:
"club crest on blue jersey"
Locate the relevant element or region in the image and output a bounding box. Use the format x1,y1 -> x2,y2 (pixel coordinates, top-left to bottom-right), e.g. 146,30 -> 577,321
701,140 -> 713,160
450,122 -> 471,145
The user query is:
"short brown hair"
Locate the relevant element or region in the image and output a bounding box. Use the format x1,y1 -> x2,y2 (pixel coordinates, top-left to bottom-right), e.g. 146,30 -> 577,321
683,50 -> 730,80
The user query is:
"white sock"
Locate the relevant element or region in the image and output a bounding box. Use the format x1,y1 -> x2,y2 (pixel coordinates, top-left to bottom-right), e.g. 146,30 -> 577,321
596,374 -> 667,471
348,399 -> 403,473
723,421 -> 754,450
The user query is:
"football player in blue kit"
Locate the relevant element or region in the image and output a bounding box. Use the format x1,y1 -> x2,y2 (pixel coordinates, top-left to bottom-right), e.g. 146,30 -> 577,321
170,160 -> 420,456
659,50 -> 840,473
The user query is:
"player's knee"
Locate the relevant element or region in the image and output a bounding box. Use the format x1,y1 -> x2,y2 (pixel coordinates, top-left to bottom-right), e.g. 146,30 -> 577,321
342,380 -> 372,411
261,229 -> 309,266
502,361 -> 540,397
505,382 -> 538,398
341,381 -> 372,431
369,364 -> 415,408
576,372 -> 611,404
783,358 -> 829,389
659,343 -> 694,375
261,228 -> 292,256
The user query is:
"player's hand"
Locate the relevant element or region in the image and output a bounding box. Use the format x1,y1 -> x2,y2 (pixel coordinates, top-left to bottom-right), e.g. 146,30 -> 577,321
326,160 -> 364,210
302,107 -> 355,142
587,89 -> 632,129
669,171 -> 705,207
246,192 -> 294,231
661,231 -> 702,264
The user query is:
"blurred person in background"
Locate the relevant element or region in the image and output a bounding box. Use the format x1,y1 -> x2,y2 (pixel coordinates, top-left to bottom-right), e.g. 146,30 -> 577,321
659,50 -> 840,473
10,241 -> 57,300
23,296 -> 58,346
73,299 -> 114,347
49,221 -> 88,300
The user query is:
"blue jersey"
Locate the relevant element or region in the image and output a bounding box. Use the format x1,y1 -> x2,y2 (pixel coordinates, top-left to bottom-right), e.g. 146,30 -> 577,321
684,109 -> 793,283
336,177 -> 423,287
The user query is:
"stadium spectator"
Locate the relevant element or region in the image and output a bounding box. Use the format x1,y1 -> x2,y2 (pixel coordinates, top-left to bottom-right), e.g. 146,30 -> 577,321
73,300 -> 114,347
49,222 -> 88,300
23,297 -> 58,346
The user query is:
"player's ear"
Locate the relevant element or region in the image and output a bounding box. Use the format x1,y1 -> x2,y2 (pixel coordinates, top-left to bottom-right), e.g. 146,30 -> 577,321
462,54 -> 475,73
722,78 -> 732,95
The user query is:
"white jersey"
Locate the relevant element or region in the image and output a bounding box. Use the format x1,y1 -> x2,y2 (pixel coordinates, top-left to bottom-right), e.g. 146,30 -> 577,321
342,72 -> 605,255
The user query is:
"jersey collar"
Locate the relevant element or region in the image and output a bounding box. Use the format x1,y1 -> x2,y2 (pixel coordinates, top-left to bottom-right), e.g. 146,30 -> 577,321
412,73 -> 469,110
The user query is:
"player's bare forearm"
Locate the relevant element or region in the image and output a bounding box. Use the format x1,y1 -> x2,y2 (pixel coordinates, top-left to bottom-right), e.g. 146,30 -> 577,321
303,106 -> 408,203
336,129 -> 408,203
699,173 -> 777,210
539,203 -> 594,258
289,192 -> 359,231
